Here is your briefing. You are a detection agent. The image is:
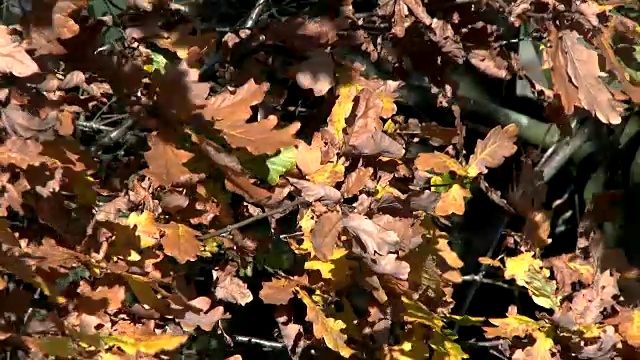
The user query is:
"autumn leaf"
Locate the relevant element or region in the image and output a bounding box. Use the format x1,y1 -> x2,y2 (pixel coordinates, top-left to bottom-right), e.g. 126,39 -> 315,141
504,252 -> 559,309
466,124 -> 519,178
312,211 -> 344,261
0,25 -> 40,77
415,152 -> 466,175
101,333 -> 189,355
127,211 -> 161,248
295,287 -> 355,358
328,83 -> 360,142
259,275 -> 307,305
295,140 -> 323,175
434,184 -> 470,216
559,30 -> 623,125
484,313 -> 546,339
307,160 -> 346,186
159,222 -> 201,263
617,309 -> 640,347
202,79 -> 300,155
143,132 -> 202,187
215,273 -> 253,306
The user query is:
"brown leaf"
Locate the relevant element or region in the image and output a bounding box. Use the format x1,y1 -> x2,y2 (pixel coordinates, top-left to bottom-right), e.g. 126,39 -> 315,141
160,222 -> 201,263
312,212 -> 344,261
259,275 -> 307,305
402,0 -> 432,27
466,124 -> 519,178
341,167 -> 373,197
342,213 -> 401,256
215,274 -> 253,306
288,178 -> 342,205
177,297 -> 225,331
295,140 -> 323,175
0,25 -> 40,77
468,49 -> 510,79
1,104 -> 56,141
143,132 -> 203,188
202,79 -> 300,154
415,152 -> 466,175
295,49 -> 335,96
435,184 -> 470,216
53,1 -> 82,40
559,30 -> 623,124
263,16 -> 341,52
59,70 -> 86,89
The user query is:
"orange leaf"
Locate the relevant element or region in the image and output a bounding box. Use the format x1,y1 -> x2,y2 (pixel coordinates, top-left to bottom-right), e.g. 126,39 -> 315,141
160,222 -> 201,263
415,152 -> 466,175
466,124 -> 518,178
434,184 -> 470,216
143,132 -> 202,187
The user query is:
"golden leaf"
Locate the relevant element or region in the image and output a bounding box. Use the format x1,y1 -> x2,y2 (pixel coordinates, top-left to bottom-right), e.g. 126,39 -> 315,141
295,287 -> 355,358
415,152 -> 466,175
307,160 -> 345,186
618,309 -> 640,347
101,333 -> 189,355
328,83 -> 360,142
435,184 -> 470,216
127,211 -> 161,248
402,296 -> 445,331
465,124 -> 519,178
484,314 -> 545,339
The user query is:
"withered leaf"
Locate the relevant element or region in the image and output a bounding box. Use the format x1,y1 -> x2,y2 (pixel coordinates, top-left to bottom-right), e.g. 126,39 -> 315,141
466,124 -> 519,178
312,212 -> 344,261
1,104 -> 56,141
202,79 -> 300,155
0,25 -> 40,77
143,132 -> 203,187
435,184 -> 470,216
415,152 -> 466,175
178,297 -> 225,331
288,177 -> 342,205
341,167 -> 373,197
552,30 -> 622,125
468,49 -> 510,79
160,222 -> 201,263
259,275 -> 307,305
215,274 -> 253,306
342,213 -> 401,256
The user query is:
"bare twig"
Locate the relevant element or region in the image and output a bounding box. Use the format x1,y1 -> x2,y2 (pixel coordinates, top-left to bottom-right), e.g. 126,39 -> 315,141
198,198 -> 307,240
461,275 -> 521,291
232,335 -> 287,350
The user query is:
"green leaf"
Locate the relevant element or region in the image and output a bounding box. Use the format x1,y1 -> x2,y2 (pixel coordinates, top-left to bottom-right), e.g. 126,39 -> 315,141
266,146 -> 297,185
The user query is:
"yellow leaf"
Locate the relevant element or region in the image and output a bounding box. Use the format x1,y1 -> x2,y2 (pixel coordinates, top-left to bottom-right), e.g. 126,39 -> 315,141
30,336 -> 77,357
295,287 -> 355,358
328,84 -> 361,141
504,252 -> 547,286
402,296 -> 444,331
304,248 -> 354,286
484,314 -> 545,339
619,309 -> 640,347
382,326 -> 430,359
435,184 -> 470,216
429,331 -> 469,360
465,124 -> 519,178
415,152 -> 466,175
127,211 -> 161,248
307,160 -> 345,186
101,333 -> 189,355
290,209 -> 315,256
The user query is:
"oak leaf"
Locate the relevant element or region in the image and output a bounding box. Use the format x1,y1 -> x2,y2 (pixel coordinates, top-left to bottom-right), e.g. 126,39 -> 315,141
561,30 -> 623,125
328,83 -> 360,141
160,222 -> 201,263
289,177 -> 342,205
466,124 -> 519,178
259,275 -> 307,305
0,25 -> 40,77
295,287 -> 355,358
311,212 -> 344,261
202,79 -> 300,154
215,274 -> 253,306
178,297 -> 225,331
484,313 -> 545,339
618,309 -> 640,347
143,132 -> 203,187
434,184 -> 470,216
342,213 -> 401,256
415,152 -> 466,175
101,333 -> 189,355
341,167 -> 373,197
307,160 -> 345,186
127,211 -> 161,248
295,140 -> 323,175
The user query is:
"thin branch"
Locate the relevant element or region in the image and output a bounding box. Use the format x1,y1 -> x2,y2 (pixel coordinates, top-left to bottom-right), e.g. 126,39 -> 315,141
198,198 -> 307,240
231,335 -> 287,350
461,275 -> 520,291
